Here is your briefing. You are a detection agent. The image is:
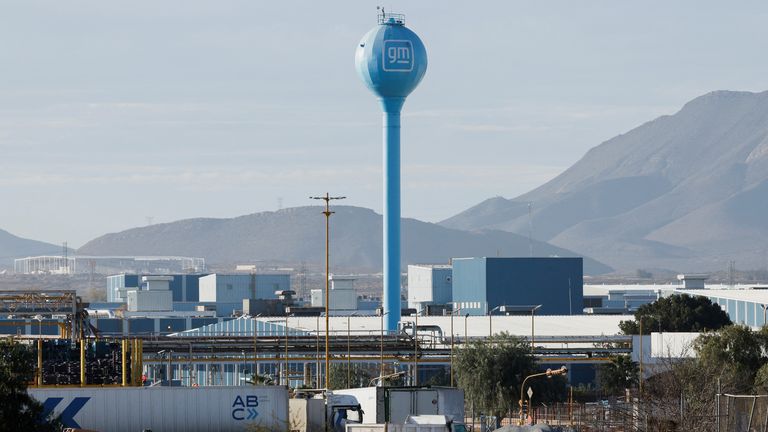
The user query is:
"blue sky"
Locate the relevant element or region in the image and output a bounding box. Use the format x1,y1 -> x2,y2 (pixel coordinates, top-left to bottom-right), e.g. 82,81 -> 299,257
2,1 -> 768,246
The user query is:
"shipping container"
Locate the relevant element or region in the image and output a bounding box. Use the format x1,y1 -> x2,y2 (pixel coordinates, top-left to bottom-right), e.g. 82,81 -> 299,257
30,386 -> 289,432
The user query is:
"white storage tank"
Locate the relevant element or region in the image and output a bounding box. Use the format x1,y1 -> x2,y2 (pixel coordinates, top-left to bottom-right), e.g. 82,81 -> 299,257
30,386 -> 289,431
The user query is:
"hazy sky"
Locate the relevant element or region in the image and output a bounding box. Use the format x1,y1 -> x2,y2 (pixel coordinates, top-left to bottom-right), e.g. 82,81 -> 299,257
2,1 -> 768,247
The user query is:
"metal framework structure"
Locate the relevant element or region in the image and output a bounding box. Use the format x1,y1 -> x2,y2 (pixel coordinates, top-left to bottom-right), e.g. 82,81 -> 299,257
0,290 -> 84,340
13,255 -> 206,274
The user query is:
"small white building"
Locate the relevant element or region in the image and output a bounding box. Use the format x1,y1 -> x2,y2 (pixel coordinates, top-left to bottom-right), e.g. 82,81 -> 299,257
126,276 -> 172,312
677,274 -> 708,289
311,274 -> 358,311
407,264 -> 452,311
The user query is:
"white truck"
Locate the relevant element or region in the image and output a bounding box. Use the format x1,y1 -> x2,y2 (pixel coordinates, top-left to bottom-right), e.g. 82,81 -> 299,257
345,415 -> 467,432
328,386 -> 465,432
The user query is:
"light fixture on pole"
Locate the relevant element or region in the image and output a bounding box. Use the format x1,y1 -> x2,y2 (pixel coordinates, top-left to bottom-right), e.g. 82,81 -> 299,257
310,193 -> 346,390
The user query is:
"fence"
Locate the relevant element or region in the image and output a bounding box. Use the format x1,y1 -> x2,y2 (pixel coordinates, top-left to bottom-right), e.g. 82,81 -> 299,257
718,394 -> 768,432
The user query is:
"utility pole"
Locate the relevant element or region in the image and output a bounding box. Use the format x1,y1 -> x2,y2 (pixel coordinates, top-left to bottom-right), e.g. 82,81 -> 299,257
310,193 -> 346,390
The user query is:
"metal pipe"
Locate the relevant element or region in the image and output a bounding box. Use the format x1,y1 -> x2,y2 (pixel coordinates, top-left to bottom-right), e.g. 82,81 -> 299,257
80,338 -> 85,386
121,339 -> 127,386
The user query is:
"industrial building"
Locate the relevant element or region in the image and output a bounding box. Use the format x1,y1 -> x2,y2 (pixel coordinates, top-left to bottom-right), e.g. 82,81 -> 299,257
584,281 -> 768,327
407,264 -> 452,312
310,274 -> 359,311
451,257 -> 583,316
106,273 -> 208,303
199,273 -> 291,316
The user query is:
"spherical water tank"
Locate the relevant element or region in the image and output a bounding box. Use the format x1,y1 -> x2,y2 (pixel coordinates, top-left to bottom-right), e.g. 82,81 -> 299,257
355,15 -> 428,100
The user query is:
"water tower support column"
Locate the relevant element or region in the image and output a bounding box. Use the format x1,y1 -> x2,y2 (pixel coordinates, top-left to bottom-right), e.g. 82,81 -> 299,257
382,97 -> 405,331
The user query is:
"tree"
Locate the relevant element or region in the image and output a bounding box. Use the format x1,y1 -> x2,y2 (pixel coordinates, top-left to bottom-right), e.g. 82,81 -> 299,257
632,325 -> 768,429
327,363 -> 376,390
694,325 -> 768,393
619,294 -> 731,335
0,339 -> 62,431
248,373 -> 275,385
598,355 -> 638,395
455,332 -> 564,421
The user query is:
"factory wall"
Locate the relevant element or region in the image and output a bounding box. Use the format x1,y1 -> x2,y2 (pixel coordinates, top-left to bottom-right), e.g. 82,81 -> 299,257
451,258 -> 487,315
452,257 -> 583,316
703,296 -> 766,327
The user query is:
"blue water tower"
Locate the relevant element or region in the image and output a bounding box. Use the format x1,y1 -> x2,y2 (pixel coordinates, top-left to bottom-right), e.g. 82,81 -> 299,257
356,10 -> 427,331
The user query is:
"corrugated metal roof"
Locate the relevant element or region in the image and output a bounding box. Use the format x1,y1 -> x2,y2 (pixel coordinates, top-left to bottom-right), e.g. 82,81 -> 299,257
175,314 -> 633,338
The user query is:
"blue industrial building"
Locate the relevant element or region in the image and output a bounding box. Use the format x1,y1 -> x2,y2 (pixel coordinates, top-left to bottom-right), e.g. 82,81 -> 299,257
199,274 -> 291,316
106,274 -> 208,303
452,257 -> 583,316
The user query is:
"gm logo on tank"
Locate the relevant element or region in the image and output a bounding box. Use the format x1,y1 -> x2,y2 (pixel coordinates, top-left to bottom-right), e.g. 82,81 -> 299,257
382,40 -> 413,72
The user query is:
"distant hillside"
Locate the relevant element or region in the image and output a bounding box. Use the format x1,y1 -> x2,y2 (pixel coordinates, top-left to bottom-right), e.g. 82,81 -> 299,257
0,229 -> 62,269
442,90 -> 768,272
77,206 -> 611,274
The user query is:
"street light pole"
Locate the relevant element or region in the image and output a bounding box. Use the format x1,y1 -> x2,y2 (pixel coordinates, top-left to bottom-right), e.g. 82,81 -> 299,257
449,303 -> 462,387
310,193 -> 346,391
518,366 -> 568,425
488,305 -> 504,339
252,313 -> 262,382
284,314 -> 290,387
346,314 -> 357,388
530,305 -> 542,353
464,313 -> 469,342
414,307 -> 421,386
639,318 -> 643,394
34,315 -> 43,386
379,310 -> 389,381
316,314 -> 321,388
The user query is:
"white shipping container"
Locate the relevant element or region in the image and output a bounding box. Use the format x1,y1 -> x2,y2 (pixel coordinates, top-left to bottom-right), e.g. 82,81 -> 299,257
30,386 -> 289,432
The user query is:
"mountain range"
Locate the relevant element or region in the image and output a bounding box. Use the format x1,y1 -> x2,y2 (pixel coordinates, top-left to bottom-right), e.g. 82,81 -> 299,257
441,90 -> 768,272
75,206 -> 611,274
0,229 -> 62,268
8,90 -> 768,275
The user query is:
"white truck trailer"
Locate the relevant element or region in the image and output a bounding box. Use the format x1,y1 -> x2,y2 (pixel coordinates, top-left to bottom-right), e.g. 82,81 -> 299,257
30,386 -> 289,432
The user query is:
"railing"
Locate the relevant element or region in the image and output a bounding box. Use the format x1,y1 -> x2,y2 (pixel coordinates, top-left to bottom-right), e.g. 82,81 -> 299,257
378,12 -> 405,25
